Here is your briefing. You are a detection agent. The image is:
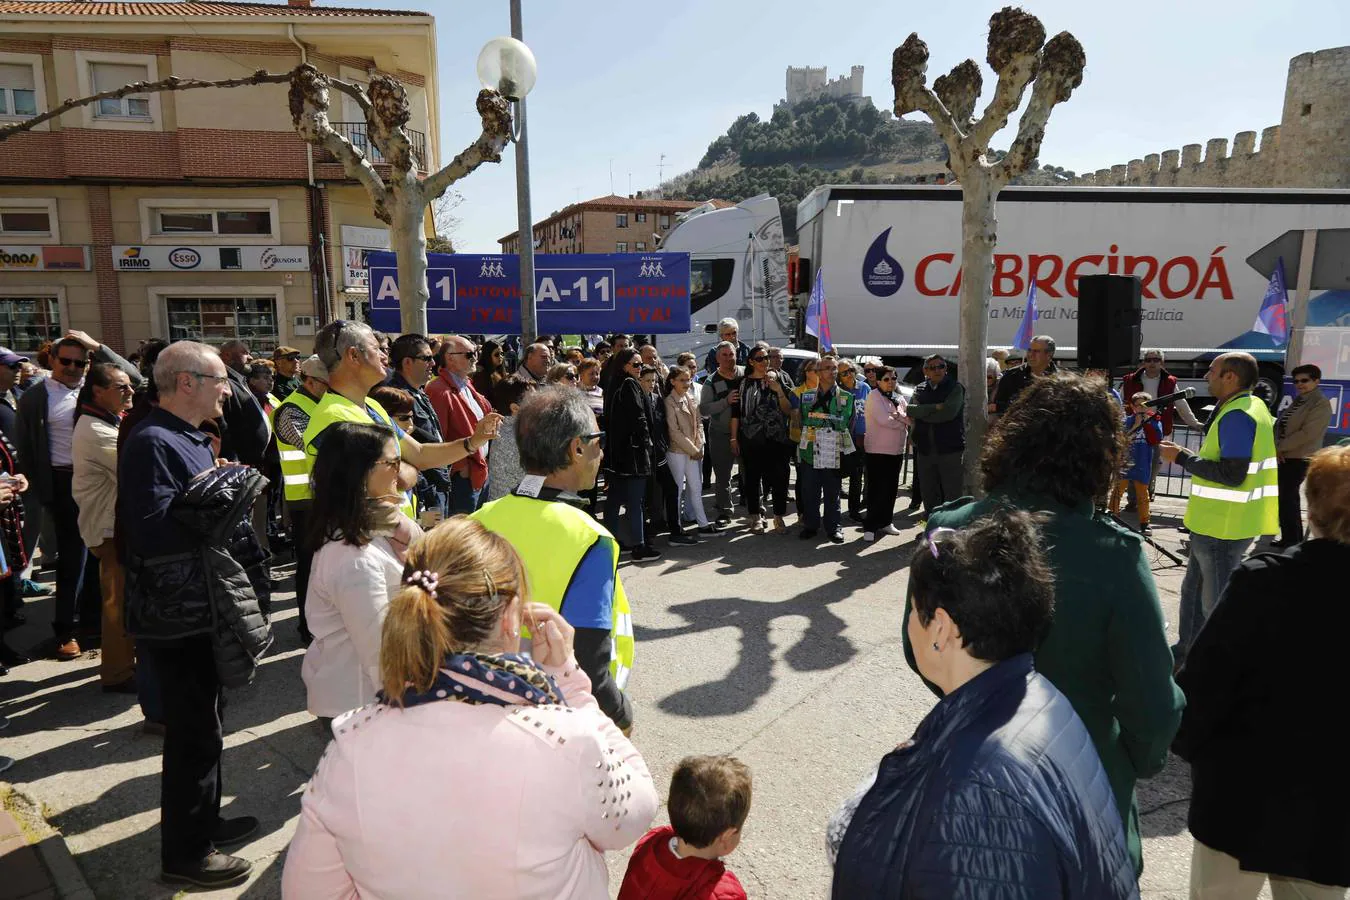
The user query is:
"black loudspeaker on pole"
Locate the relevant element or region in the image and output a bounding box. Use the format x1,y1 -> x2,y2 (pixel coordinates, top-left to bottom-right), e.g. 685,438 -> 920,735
1077,274 -> 1142,373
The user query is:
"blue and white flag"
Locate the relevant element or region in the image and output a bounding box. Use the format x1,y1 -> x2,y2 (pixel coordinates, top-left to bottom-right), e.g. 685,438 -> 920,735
1252,257 -> 1289,344
805,268 -> 833,352
1012,279 -> 1038,351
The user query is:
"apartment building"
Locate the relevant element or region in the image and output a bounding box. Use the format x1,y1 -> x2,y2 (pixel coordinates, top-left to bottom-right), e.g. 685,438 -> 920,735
498,194 -> 719,256
0,0 -> 441,354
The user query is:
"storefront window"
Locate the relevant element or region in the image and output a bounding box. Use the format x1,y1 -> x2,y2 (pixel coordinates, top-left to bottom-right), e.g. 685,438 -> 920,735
0,297 -> 61,353
166,296 -> 278,352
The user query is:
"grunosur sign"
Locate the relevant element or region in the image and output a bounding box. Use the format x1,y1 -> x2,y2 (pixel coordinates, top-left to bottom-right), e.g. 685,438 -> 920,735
365,251 -> 692,334
111,245 -> 310,272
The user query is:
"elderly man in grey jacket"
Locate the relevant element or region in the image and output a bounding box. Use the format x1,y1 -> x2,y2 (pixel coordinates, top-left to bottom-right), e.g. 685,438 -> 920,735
698,341 -> 744,524
15,329 -> 140,659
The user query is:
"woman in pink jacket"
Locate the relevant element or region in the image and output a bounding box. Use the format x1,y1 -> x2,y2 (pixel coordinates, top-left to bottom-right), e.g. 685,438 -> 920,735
282,516 -> 658,899
861,365 -> 910,542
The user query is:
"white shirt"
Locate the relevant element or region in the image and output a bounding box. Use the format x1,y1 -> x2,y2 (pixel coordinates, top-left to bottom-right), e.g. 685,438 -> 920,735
46,379 -> 80,467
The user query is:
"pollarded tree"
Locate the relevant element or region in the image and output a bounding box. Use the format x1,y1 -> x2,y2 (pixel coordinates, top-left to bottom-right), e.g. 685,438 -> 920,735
891,7 -> 1085,492
0,64 -> 512,335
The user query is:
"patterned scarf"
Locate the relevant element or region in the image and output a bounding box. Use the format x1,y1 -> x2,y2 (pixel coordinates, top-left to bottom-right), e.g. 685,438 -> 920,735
1277,393 -> 1306,442
383,651 -> 567,710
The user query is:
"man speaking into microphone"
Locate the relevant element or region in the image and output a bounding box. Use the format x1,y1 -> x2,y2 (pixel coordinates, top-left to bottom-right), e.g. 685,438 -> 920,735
1123,349 -> 1203,499
1158,352 -> 1278,668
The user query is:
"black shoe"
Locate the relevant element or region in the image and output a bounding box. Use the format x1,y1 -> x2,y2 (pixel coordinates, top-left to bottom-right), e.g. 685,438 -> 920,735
799,528 -> 818,541
632,546 -> 663,561
830,528 -> 846,544
716,514 -> 732,526
0,662 -> 7,677
669,533 -> 699,546
162,851 -> 253,887
298,628 -> 314,647
0,644 -> 29,667
699,523 -> 722,534
848,511 -> 865,523
213,815 -> 260,847
1139,525 -> 1153,537
102,678 -> 138,695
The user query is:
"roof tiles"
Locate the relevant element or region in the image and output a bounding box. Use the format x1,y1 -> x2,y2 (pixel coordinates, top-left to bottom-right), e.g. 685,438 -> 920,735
0,1 -> 427,17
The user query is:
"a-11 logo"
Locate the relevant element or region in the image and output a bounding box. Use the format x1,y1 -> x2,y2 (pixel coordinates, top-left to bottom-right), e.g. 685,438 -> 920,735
536,267 -> 616,310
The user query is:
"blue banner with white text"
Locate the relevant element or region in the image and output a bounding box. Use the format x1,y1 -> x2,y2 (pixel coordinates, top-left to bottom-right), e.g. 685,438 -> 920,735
365,251 -> 691,335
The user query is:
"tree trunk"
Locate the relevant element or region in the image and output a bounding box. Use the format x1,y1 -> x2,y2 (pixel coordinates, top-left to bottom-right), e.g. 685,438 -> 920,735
391,189 -> 429,335
958,173 -> 996,495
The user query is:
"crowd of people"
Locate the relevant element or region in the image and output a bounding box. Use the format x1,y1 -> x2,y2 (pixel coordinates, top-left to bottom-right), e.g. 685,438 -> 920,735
0,316 -> 1345,899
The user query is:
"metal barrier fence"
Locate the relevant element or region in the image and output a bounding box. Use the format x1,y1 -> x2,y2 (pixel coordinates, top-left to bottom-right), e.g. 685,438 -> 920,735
1154,424 -> 1204,499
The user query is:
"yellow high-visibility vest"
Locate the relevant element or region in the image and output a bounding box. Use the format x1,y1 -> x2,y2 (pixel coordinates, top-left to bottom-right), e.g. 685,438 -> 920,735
1184,393 -> 1279,540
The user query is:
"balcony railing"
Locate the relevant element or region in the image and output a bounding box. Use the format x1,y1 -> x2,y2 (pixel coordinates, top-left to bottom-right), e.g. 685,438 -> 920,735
324,122 -> 427,172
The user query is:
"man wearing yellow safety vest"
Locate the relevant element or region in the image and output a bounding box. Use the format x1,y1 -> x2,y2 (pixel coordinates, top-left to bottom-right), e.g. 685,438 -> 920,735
273,354 -> 330,645
300,321 -> 501,525
1159,352 -> 1278,667
473,386 -> 636,732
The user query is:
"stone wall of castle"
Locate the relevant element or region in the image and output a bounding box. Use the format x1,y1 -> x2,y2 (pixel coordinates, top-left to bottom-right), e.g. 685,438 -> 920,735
1072,45 -> 1350,190
782,64 -> 865,108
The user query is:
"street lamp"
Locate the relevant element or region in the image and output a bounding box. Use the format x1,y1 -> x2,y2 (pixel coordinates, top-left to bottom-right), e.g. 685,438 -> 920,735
477,24 -> 538,343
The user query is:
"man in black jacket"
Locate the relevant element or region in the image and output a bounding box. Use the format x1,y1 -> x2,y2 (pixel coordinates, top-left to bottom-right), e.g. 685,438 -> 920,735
15,330 -> 140,658
388,333 -> 451,516
120,341 -> 257,888
218,340 -> 271,556
992,334 -> 1058,418
907,354 -> 965,515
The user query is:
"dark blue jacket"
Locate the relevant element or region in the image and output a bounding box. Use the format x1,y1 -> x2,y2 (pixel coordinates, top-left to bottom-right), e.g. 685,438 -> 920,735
832,654 -> 1139,900
908,375 -> 965,456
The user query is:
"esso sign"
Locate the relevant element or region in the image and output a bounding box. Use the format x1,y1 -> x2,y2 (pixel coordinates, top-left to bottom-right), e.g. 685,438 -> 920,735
169,248 -> 202,269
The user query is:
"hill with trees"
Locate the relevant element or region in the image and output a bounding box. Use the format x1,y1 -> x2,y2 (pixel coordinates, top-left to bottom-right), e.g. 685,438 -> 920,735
664,96 -> 1075,242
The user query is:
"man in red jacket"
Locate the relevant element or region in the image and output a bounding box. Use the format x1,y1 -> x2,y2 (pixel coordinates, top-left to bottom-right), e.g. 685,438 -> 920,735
427,334 -> 495,513
1121,348 -> 1203,499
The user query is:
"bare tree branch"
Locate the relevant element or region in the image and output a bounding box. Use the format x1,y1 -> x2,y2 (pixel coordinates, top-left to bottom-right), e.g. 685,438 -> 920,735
320,129 -> 393,222
891,33 -> 967,166
933,60 -> 982,132
421,89 -> 513,200
992,30 -> 1085,185
326,76 -> 373,119
0,68 -> 297,141
969,7 -> 1045,149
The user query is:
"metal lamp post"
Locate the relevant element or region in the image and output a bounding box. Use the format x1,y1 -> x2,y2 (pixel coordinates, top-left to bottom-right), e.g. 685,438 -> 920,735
477,19 -> 538,344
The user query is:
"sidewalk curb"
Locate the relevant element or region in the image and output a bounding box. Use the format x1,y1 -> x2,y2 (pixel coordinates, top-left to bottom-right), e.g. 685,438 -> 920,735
1,782 -> 96,900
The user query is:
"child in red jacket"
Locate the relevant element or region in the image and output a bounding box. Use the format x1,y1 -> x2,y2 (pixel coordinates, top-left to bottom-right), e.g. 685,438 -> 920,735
618,755 -> 751,900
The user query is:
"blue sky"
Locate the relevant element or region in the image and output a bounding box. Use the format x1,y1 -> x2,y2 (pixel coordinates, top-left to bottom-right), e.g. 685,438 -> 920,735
389,0 -> 1349,251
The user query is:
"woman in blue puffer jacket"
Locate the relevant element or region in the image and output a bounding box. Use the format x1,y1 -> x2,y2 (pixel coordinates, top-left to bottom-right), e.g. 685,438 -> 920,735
827,508 -> 1139,900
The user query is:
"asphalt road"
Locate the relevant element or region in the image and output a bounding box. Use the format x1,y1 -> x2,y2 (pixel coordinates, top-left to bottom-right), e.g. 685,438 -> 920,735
0,494 -> 1273,899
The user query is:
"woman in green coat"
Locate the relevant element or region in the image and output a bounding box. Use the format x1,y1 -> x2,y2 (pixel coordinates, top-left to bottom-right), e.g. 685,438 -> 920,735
901,372 -> 1184,876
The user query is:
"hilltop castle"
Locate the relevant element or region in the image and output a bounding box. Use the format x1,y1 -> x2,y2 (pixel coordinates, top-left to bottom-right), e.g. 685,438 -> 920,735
775,65 -> 871,113
1073,45 -> 1350,189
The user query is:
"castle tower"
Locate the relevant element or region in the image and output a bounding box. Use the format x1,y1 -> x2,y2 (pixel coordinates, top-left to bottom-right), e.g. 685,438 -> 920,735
1275,45 -> 1350,188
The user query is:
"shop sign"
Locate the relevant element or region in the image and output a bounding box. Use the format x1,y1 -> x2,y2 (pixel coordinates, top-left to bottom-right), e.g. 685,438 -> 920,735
0,245 -> 91,271
112,245 -> 310,272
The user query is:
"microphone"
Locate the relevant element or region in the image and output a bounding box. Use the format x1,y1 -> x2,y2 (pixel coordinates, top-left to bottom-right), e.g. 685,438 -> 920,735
1143,387 -> 1196,408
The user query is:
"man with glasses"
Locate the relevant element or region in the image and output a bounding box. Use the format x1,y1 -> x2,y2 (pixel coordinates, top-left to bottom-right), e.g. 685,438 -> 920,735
1272,364 -> 1332,548
303,320 -> 500,522
15,330 -> 140,660
428,334 -> 496,514
0,346 -> 28,443
767,346 -> 796,391
1122,349 -> 1203,501
699,341 -> 745,525
271,346 -> 303,400
907,353 -> 966,519
273,355 -> 329,645
389,334 -> 451,518
474,387 -> 636,732
701,317 -> 751,374
792,354 -> 854,543
992,335 -> 1058,419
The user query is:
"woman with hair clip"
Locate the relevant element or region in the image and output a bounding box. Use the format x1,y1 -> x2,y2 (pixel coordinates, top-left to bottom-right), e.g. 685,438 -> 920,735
301,422 -> 422,730
829,509 -> 1138,898
282,516 -> 657,898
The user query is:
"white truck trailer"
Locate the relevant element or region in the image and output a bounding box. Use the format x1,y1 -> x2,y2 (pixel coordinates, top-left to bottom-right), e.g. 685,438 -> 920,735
792,184 -> 1350,393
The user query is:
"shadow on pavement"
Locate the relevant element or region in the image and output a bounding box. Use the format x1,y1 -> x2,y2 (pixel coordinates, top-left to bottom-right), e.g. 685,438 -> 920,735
1138,752 -> 1192,838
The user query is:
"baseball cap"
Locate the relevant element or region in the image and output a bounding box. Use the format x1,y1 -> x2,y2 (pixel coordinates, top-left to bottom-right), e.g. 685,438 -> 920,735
273,345 -> 302,359
0,347 -> 30,367
299,355 -> 328,381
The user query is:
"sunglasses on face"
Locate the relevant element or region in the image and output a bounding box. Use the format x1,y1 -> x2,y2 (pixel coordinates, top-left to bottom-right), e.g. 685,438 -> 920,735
750,355 -> 767,363
413,354 -> 435,363
578,431 -> 605,449
924,364 -> 947,371
57,356 -> 88,369
447,350 -> 477,359
880,375 -> 896,382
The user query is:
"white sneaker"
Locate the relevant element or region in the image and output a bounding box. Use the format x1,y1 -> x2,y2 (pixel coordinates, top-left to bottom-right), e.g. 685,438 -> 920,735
862,531 -> 876,542
881,524 -> 901,536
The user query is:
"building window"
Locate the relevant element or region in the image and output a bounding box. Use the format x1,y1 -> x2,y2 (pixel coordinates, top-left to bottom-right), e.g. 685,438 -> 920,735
90,61 -> 151,119
635,213 -> 647,224
151,208 -> 272,237
616,241 -> 628,252
0,63 -> 38,118
659,215 -> 670,229
166,296 -> 278,352
0,206 -> 52,237
616,213 -> 628,228
0,297 -> 61,353
635,241 -> 646,251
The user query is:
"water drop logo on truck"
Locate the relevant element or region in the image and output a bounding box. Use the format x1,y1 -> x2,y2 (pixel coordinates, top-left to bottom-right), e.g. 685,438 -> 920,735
862,228 -> 904,297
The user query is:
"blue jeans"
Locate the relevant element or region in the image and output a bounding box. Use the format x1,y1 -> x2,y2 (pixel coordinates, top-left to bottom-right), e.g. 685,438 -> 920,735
605,474 -> 648,548
448,474 -> 485,515
799,466 -> 843,534
1174,532 -> 1252,663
